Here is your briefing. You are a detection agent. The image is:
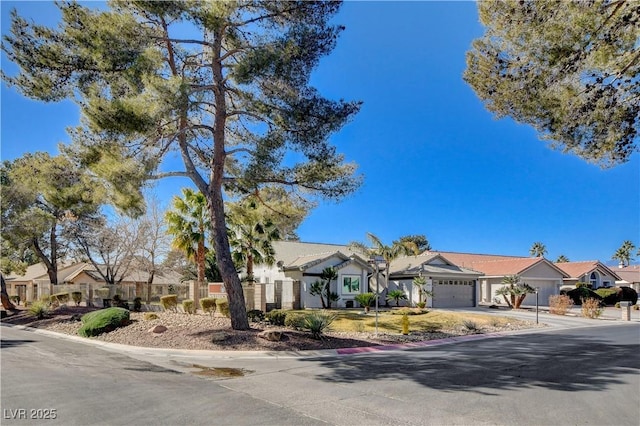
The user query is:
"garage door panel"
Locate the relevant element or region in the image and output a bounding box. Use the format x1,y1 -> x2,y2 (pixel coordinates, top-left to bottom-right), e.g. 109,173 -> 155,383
433,281 -> 475,308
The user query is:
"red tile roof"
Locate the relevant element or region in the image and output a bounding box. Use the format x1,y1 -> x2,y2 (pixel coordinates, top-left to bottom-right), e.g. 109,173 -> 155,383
554,261 -> 620,280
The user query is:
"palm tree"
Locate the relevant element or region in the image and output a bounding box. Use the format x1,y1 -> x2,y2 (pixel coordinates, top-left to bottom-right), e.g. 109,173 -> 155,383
165,189 -> 210,287
349,233 -> 419,303
529,242 -> 547,257
228,215 -> 280,285
612,240 -> 636,266
386,289 -> 408,307
555,254 -> 570,263
498,274 -> 535,309
309,267 -> 339,309
412,275 -> 433,306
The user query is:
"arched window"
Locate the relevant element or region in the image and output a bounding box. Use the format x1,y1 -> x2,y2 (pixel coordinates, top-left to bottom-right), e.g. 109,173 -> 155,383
589,272 -> 598,288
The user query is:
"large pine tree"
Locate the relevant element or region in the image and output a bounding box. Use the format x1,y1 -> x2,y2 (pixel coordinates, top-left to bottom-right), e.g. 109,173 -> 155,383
3,1 -> 361,329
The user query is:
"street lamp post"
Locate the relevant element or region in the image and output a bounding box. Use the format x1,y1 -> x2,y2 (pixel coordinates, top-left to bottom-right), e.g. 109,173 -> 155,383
535,288 -> 539,324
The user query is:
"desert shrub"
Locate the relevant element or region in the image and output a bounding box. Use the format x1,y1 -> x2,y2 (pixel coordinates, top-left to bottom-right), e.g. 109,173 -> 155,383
575,282 -> 589,288
143,312 -> 159,321
111,294 -> 129,310
133,297 -> 142,312
182,299 -> 195,314
28,300 -> 51,319
549,294 -> 573,315
78,307 -> 130,337
416,301 -> 426,309
615,302 -> 621,308
284,312 -> 306,329
581,298 -> 604,319
390,308 -> 427,315
9,295 -> 20,305
595,288 -> 620,305
562,287 -> 603,305
71,291 -> 82,306
353,322 -> 365,332
200,298 -> 217,316
52,292 -> 70,305
266,309 -> 287,326
619,286 -> 638,305
247,309 -> 265,322
462,319 -> 481,332
354,292 -> 376,310
488,317 -> 502,327
95,287 -> 110,299
301,311 -> 336,339
216,299 -> 230,318
160,295 -> 178,312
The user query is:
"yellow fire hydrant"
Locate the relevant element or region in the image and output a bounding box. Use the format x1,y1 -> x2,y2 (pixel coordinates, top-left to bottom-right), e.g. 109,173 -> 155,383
401,313 -> 410,335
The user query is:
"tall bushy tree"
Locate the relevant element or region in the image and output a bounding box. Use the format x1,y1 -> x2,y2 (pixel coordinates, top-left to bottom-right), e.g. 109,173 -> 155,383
3,1 -> 361,330
464,0 -> 639,167
1,153 -> 102,285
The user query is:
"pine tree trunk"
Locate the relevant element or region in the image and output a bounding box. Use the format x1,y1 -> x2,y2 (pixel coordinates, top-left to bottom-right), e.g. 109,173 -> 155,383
1,274 -> 16,310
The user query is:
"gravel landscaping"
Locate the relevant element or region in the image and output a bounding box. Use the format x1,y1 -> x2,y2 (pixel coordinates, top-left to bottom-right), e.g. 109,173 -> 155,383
1,305 -> 543,352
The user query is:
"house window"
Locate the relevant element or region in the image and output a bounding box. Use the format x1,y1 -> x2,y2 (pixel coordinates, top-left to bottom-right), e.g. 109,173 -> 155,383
590,272 -> 598,288
342,276 -> 360,294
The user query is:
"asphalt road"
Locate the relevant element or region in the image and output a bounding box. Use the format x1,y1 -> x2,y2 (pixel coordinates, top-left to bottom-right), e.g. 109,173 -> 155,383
1,322 -> 639,425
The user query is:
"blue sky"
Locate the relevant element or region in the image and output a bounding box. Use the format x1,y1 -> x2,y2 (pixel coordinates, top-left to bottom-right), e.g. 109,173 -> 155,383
1,1 -> 638,264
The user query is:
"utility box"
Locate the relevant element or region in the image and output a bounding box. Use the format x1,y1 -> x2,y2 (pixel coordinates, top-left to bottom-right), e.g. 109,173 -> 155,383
620,301 -> 631,321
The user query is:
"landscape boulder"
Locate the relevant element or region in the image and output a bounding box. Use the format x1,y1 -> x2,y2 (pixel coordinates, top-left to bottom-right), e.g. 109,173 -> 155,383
258,330 -> 283,342
148,325 -> 168,334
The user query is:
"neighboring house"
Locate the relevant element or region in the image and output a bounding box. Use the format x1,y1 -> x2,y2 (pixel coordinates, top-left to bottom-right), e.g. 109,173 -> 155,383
612,265 -> 640,293
5,262 -> 90,302
261,242 -> 482,309
5,262 -> 183,303
262,241 -> 372,309
426,252 -> 568,307
387,253 -> 483,308
554,261 -> 621,289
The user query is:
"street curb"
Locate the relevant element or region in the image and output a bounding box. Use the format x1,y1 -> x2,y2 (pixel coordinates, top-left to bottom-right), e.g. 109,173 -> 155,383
5,319 -> 636,360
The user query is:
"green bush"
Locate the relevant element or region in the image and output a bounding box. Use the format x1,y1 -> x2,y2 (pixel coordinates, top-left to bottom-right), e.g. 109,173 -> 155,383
216,299 -> 230,318
71,291 -> 82,306
615,302 -> 621,308
595,288 -> 620,305
301,312 -> 336,339
619,286 -> 638,305
160,295 -> 178,312
266,309 -> 287,326
200,297 -> 217,316
416,301 -> 426,309
247,309 -> 265,322
143,312 -> 159,321
28,300 -> 50,319
562,287 -> 603,305
284,312 -> 306,329
182,299 -> 195,314
78,307 -> 130,337
133,297 -> 142,312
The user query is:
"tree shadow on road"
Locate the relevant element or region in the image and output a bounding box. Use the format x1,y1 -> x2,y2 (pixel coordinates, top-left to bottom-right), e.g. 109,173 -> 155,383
1,338 -> 36,349
302,328 -> 640,395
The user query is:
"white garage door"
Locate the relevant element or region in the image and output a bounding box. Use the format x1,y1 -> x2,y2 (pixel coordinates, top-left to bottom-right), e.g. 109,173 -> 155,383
433,279 -> 475,308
